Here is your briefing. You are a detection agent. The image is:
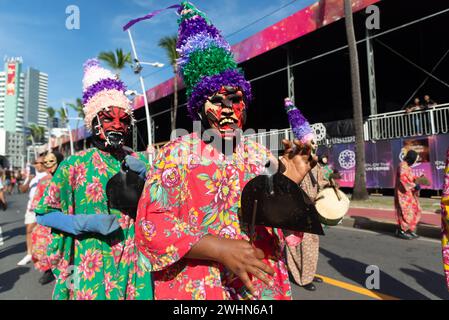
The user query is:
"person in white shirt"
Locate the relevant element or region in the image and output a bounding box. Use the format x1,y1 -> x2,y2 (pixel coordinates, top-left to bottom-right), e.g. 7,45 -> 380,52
17,156 -> 47,266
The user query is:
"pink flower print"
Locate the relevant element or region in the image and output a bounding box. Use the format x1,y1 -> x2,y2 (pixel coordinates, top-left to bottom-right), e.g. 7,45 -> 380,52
69,163 -> 87,189
188,154 -> 201,170
92,152 -> 108,176
86,177 -> 104,203
43,184 -> 61,208
219,225 -> 237,239
140,219 -> 156,241
111,241 -> 124,265
78,249 -> 103,281
161,166 -> 181,188
104,272 -> 118,299
76,288 -> 98,300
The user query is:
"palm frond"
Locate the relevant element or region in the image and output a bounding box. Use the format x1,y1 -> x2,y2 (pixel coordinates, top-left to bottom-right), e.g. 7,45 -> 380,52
158,35 -> 179,69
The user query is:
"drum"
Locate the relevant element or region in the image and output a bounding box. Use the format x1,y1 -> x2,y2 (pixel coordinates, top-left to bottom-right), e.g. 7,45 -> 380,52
314,187 -> 350,226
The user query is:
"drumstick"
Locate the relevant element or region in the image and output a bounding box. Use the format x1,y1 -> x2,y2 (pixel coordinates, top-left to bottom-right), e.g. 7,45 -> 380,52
250,199 -> 258,245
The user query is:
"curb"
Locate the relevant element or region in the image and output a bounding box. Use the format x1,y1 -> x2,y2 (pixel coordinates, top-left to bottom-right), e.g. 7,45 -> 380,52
340,216 -> 441,240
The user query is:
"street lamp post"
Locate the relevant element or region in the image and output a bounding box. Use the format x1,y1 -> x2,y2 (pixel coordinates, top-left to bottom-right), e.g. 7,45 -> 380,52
126,28 -> 164,162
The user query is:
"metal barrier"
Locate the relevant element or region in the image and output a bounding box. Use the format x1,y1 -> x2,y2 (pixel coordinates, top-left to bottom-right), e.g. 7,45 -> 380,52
365,103 -> 449,141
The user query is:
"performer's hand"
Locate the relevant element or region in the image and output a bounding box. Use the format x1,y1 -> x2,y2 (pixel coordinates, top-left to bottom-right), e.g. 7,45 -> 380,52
280,139 -> 318,184
216,238 -> 275,296
185,236 -> 274,296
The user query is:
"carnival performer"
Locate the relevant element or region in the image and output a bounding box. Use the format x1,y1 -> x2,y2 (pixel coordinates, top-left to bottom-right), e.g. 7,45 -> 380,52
34,59 -> 152,300
135,2 -> 316,300
394,150 -> 422,240
282,99 -> 328,291
17,156 -> 48,266
30,151 -> 64,285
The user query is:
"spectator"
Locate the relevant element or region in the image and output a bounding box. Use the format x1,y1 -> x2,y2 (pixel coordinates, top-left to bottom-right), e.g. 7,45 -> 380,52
423,95 -> 437,108
4,170 -> 11,195
406,97 -> 423,113
17,157 -> 47,266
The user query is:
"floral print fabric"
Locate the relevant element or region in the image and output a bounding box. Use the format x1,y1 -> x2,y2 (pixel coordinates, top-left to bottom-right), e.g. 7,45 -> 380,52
35,148 -> 153,300
31,174 -> 53,272
441,148 -> 449,289
136,133 -> 292,300
394,161 -> 422,232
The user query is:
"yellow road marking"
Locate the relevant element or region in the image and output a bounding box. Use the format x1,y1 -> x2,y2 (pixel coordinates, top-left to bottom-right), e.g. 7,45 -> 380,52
316,274 -> 400,300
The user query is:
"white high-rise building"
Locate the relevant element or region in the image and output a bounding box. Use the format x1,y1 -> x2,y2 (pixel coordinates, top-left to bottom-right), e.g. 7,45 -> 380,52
24,68 -> 48,128
0,57 -> 49,168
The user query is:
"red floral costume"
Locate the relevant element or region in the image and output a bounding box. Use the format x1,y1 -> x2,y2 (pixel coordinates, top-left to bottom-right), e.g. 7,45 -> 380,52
394,161 -> 422,232
31,174 -> 53,272
136,133 -> 292,300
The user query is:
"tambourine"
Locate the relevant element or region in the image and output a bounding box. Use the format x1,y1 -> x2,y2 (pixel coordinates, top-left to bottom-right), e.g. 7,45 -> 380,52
314,187 -> 349,226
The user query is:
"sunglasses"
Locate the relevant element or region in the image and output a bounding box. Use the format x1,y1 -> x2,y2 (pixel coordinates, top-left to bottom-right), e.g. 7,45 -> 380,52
33,162 -> 44,165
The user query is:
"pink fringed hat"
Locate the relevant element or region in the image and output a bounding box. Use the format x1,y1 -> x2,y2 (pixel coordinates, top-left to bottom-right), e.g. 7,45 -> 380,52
82,58 -> 134,132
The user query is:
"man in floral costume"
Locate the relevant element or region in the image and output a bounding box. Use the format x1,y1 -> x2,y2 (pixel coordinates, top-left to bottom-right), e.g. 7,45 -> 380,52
135,2 -> 316,300
34,59 -> 152,300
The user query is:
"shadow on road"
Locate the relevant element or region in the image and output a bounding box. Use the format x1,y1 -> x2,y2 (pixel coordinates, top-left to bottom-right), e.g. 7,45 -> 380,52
2,226 -> 26,241
0,267 -> 29,293
321,248 -> 430,300
0,242 -> 26,260
400,265 -> 449,300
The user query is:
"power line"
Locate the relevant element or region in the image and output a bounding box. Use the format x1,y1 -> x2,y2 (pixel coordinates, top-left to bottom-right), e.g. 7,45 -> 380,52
225,0 -> 299,39
248,7 -> 449,84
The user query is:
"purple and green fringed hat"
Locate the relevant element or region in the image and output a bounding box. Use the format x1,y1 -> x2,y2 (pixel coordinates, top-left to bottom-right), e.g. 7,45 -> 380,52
82,58 -> 134,132
176,1 -> 252,120
284,98 -> 316,144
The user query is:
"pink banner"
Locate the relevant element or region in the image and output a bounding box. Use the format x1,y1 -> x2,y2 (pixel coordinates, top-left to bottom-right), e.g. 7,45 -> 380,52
133,0 -> 381,110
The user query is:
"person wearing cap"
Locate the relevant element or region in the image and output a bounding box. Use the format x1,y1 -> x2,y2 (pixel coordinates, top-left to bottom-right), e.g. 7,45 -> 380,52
34,59 -> 152,300
135,2 -> 316,300
394,150 -> 422,240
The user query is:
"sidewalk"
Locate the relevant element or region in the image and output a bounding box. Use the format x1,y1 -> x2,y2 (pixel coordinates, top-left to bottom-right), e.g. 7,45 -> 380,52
341,205 -> 441,239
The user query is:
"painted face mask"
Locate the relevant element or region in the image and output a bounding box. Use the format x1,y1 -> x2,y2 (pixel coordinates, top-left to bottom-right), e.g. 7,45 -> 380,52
203,86 -> 246,140
93,106 -> 131,149
44,153 -> 58,173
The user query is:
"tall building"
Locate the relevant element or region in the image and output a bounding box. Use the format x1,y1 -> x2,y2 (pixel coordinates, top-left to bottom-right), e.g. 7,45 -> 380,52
24,67 -> 48,128
0,57 -> 25,133
0,57 -> 48,168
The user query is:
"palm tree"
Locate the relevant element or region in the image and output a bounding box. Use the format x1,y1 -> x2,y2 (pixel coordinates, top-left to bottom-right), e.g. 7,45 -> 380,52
159,35 -> 179,133
67,98 -> 86,149
98,48 -> 132,76
46,107 -> 56,151
344,0 -> 369,200
27,123 -> 46,158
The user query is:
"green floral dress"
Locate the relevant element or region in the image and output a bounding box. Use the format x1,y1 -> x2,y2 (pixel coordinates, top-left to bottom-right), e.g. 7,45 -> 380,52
35,148 -> 153,300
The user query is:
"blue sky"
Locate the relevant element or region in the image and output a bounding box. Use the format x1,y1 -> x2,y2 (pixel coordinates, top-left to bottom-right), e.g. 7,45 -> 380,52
0,0 -> 316,127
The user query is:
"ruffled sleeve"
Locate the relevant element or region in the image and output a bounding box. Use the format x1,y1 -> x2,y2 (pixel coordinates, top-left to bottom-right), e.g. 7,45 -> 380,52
135,145 -> 204,272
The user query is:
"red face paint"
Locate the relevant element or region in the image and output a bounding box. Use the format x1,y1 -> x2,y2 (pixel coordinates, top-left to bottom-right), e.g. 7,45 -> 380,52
205,86 -> 246,139
96,106 -> 131,141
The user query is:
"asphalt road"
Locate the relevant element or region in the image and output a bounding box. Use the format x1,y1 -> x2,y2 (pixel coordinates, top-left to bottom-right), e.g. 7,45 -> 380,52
1,193 -> 448,300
